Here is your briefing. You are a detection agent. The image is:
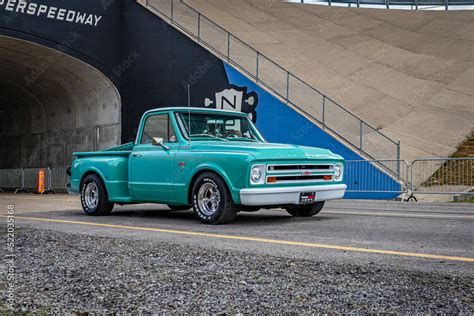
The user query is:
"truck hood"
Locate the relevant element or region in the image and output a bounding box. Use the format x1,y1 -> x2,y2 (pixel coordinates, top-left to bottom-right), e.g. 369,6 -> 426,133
190,141 -> 343,161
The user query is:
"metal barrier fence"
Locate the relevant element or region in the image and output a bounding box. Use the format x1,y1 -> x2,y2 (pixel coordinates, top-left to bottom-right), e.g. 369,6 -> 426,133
0,160 -> 472,198
48,167 -> 68,193
143,0 -> 401,169
0,167 -> 68,193
0,169 -> 24,193
411,158 -> 473,195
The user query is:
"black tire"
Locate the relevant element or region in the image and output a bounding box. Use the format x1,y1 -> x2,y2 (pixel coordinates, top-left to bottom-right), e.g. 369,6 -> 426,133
285,202 -> 325,217
191,172 -> 238,224
80,174 -> 114,216
167,205 -> 191,211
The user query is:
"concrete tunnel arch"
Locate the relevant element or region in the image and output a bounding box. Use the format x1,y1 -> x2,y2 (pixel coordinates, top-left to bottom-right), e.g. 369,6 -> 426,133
0,35 -> 121,169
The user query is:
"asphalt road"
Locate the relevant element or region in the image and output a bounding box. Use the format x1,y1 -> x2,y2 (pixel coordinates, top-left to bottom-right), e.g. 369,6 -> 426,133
1,194 -> 472,277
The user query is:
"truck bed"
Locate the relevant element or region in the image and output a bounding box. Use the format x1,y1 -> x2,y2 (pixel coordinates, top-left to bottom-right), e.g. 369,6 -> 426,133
73,142 -> 134,158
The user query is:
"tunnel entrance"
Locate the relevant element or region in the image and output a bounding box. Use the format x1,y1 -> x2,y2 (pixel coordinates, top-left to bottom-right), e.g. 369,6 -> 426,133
0,35 -> 121,169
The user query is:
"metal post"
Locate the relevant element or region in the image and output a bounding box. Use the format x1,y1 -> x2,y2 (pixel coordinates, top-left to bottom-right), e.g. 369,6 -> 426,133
386,0 -> 389,9
357,0 -> 360,7
171,0 -> 174,21
415,0 -> 418,10
227,33 -> 230,61
198,13 -> 201,40
397,141 -> 401,179
397,141 -> 401,162
359,121 -> 363,151
445,0 -> 448,10
286,72 -> 290,101
14,169 -> 28,194
42,167 -> 56,194
322,96 -> 326,129
328,0 -> 331,6
95,126 -> 100,151
256,52 -> 260,83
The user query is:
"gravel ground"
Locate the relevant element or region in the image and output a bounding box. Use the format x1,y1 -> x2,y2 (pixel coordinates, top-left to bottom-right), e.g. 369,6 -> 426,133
0,228 -> 473,313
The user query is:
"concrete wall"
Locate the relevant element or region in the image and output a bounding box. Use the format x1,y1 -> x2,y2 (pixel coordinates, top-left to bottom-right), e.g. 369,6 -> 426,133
0,36 -> 121,168
0,0 -> 123,168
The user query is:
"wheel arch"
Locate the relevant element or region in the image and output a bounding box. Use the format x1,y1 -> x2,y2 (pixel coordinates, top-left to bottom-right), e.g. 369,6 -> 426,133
79,168 -> 108,192
187,167 -> 240,205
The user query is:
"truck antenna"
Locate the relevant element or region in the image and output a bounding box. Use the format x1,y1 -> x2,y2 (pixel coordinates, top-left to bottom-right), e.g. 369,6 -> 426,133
187,84 -> 191,146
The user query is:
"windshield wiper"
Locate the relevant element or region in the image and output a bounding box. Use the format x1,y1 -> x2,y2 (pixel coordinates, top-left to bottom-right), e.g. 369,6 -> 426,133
189,134 -> 229,142
227,137 -> 260,142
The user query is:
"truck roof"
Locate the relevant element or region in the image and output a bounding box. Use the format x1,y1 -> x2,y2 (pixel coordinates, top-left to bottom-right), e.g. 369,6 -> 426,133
143,107 -> 249,117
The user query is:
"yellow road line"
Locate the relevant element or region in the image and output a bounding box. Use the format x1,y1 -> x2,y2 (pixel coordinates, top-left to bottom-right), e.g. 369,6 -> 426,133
323,211 -> 474,220
2,215 -> 473,263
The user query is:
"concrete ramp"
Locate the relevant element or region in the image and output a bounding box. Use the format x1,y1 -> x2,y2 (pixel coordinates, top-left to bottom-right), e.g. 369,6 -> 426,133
182,0 -> 474,161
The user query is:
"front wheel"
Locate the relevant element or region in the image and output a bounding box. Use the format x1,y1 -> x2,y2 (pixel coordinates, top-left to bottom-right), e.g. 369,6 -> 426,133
285,202 -> 325,217
80,174 -> 114,216
192,172 -> 238,224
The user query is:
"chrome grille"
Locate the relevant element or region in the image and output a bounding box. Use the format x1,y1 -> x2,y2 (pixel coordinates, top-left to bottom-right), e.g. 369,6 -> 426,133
267,164 -> 334,173
266,164 -> 335,184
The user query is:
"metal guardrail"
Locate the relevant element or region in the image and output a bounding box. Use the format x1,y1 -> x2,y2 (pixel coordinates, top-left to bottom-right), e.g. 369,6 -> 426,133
143,0 -> 401,169
295,0 -> 474,10
410,158 -> 473,195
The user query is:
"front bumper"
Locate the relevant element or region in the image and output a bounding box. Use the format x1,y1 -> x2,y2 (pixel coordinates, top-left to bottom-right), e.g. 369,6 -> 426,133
66,183 -> 79,195
240,184 -> 347,206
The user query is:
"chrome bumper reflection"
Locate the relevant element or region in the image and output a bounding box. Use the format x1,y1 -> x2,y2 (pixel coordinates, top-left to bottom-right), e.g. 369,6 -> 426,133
240,184 -> 347,206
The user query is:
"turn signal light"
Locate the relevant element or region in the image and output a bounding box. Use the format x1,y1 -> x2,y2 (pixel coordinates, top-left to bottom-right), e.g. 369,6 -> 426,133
267,177 -> 277,183
323,175 -> 332,181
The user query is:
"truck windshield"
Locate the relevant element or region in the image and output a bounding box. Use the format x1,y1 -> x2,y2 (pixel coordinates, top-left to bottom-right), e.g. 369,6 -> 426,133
178,112 -> 263,142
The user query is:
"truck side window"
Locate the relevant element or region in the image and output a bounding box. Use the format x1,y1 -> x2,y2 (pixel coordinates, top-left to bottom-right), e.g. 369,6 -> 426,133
141,114 -> 177,144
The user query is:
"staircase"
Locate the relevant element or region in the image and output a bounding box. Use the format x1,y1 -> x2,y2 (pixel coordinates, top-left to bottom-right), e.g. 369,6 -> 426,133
138,0 -> 401,167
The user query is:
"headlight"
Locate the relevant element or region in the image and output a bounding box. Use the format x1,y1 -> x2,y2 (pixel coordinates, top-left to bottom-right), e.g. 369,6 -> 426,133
250,165 -> 266,185
334,164 -> 343,181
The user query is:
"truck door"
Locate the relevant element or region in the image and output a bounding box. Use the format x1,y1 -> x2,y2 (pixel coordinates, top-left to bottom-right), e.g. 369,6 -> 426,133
129,113 -> 178,203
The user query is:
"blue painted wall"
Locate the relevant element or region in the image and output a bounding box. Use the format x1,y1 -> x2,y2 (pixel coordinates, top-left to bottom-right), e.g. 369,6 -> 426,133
224,64 -> 401,200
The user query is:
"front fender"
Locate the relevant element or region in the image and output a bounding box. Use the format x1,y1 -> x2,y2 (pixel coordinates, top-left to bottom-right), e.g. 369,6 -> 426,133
192,163 -> 241,203
174,152 -> 254,205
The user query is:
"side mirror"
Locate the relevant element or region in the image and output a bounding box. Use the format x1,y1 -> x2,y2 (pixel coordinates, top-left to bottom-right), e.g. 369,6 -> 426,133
152,137 -> 170,150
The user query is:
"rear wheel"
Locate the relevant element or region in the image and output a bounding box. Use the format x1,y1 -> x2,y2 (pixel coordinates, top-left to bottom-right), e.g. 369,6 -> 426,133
192,172 -> 237,224
80,174 -> 114,216
285,202 -> 325,217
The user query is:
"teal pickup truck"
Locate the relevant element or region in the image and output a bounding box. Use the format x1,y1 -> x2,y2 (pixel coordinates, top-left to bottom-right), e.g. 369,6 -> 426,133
67,107 -> 346,224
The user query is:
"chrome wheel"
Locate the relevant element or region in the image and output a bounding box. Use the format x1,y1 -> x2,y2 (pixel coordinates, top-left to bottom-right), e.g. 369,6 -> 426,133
84,182 -> 99,209
197,182 -> 221,216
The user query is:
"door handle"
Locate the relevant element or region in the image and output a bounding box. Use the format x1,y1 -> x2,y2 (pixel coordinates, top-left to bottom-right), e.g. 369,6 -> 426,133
132,153 -> 142,157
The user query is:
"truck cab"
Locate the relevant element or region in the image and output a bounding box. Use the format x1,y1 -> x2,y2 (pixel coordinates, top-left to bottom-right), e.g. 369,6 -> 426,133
68,107 -> 346,224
